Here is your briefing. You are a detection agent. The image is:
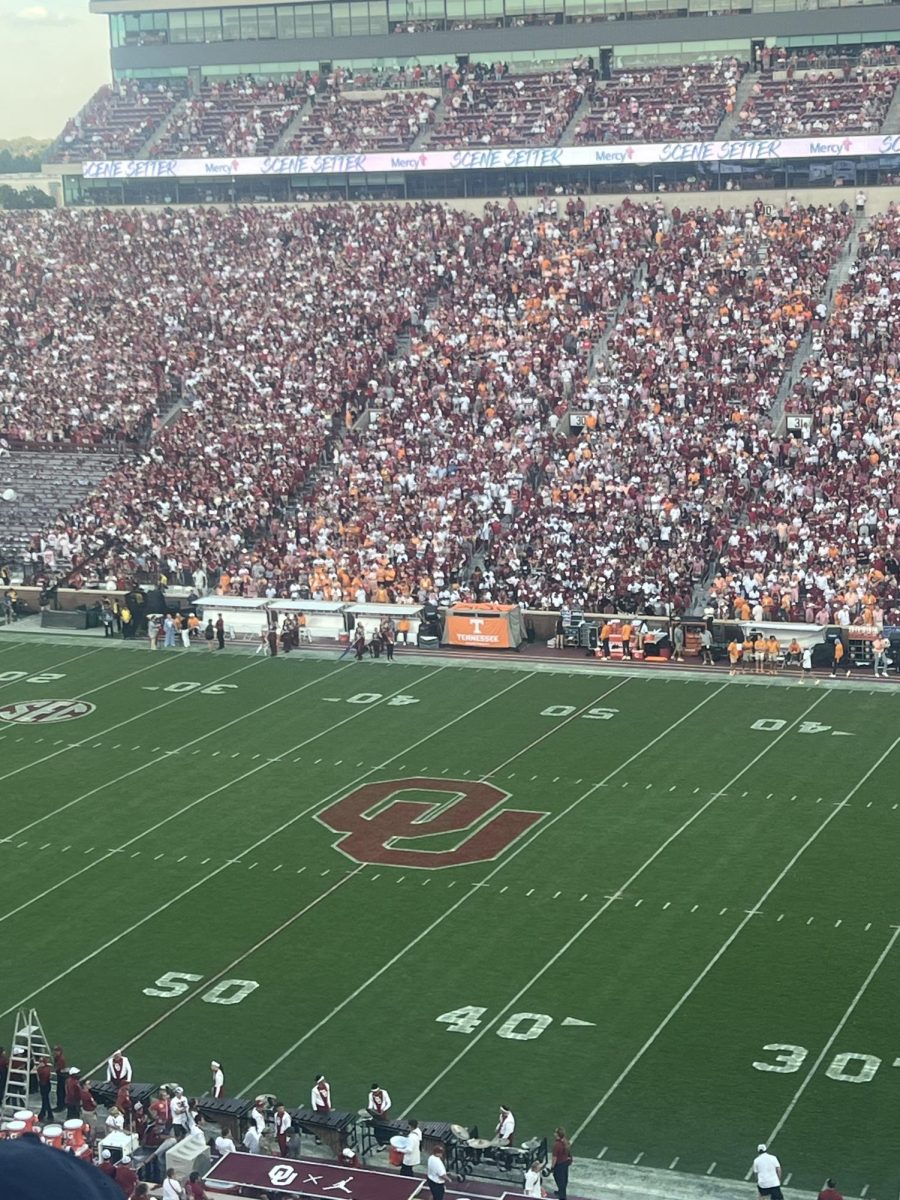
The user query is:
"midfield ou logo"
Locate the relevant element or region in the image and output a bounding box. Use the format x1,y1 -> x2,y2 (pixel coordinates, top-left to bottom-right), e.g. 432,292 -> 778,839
0,699 -> 96,724
269,1165 -> 299,1187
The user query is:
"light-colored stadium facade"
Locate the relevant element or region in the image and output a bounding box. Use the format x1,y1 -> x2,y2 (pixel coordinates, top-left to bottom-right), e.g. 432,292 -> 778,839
55,0 -> 900,203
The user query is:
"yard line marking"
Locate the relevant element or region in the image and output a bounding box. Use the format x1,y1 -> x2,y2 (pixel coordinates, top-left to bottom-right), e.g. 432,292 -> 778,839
0,659 -> 364,848
0,654 -> 266,789
763,924 -> 900,1150
572,722 -> 900,1146
84,867 -> 365,1076
0,670 -> 532,1019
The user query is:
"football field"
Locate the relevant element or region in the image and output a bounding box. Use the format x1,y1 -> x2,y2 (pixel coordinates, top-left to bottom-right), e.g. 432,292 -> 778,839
0,635 -> 898,1197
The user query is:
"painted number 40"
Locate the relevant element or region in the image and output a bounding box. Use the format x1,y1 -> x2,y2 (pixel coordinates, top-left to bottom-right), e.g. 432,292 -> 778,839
143,971 -> 259,1005
437,1006 -> 553,1040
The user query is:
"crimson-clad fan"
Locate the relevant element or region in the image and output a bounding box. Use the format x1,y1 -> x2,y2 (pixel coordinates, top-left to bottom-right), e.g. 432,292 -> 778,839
115,1081 -> 133,1116
98,1150 -> 117,1180
65,1068 -> 82,1118
113,1156 -> 138,1197
81,1080 -> 98,1119
53,1044 -> 67,1111
36,1056 -> 54,1122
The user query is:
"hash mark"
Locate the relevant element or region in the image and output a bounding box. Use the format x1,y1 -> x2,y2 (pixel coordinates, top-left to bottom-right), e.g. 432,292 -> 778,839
273,864 -> 283,872
669,1158 -> 679,1170
634,899 -> 643,908
154,853 -> 164,861
663,901 -> 671,910
526,888 -> 535,896
669,785 -> 676,792
835,919 -> 842,928
396,876 -> 405,884
553,891 -> 562,899
130,852 -> 140,858
645,783 -> 653,790
777,913 -> 785,922
807,917 -> 815,925
692,787 -> 699,794
319,868 -> 329,876
706,1163 -> 717,1176
500,886 -> 508,893
865,922 -> 872,931
177,855 -> 187,863
719,907 -> 728,915
297,867 -> 306,874
597,1148 -> 608,1160
633,1153 -> 644,1165
553,776 -> 560,783
581,894 -> 589,902
201,857 -> 210,864
691,904 -> 699,913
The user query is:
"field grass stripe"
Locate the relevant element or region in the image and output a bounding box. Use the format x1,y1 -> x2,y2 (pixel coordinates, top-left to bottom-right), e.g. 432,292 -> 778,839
0,667 -> 526,1026
240,681 -> 728,1095
0,658 -> 350,843
0,644 -> 106,695
0,654 -> 267,789
569,713 -> 900,1146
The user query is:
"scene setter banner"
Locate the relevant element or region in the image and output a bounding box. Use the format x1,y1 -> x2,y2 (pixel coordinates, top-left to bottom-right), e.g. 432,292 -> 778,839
82,132 -> 900,180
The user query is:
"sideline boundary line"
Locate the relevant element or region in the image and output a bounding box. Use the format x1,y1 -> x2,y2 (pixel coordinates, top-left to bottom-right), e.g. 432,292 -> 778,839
569,725 -> 900,1144
400,691 -> 832,1113
240,679 -> 730,1093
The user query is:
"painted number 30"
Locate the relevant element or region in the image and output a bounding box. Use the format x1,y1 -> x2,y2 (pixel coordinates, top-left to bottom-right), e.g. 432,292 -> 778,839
753,1043 -> 882,1083
143,971 -> 259,1005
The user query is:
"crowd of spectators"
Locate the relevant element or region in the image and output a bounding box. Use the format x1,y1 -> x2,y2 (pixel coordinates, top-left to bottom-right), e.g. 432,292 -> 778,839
736,67 -> 899,138
286,91 -> 438,154
707,205 -> 900,627
152,77 -> 307,159
574,59 -> 745,146
5,195 -> 899,621
427,63 -> 588,148
51,80 -> 187,163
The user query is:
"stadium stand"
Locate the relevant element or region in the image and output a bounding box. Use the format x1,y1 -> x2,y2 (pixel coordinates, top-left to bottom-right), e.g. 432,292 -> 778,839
285,91 -> 439,154
50,80 -> 187,163
736,67 -> 899,137
708,205 -> 900,627
151,77 -> 307,159
573,59 -> 745,146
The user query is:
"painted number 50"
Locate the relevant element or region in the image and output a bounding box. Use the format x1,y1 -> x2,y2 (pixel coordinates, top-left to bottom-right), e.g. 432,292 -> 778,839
143,970 -> 259,1005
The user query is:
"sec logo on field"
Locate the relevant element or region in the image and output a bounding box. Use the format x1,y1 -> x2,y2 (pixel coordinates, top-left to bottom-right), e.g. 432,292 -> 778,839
0,699 -> 96,725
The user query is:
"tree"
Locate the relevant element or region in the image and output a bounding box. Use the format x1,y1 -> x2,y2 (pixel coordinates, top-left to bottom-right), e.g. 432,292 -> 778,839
0,185 -> 55,210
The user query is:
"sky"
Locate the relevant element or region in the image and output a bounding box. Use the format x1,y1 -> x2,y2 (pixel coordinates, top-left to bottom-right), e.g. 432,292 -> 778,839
0,1 -> 110,141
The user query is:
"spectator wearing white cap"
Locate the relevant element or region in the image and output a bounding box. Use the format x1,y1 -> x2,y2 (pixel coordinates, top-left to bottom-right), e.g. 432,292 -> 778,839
752,1144 -> 784,1200
210,1062 -> 224,1099
98,1148 -> 116,1180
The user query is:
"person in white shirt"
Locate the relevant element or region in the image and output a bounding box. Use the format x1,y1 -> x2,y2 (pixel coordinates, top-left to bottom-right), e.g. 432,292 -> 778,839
210,1061 -> 225,1098
495,1105 -> 515,1146
214,1129 -> 236,1157
426,1143 -> 449,1200
523,1160 -> 544,1198
162,1167 -> 186,1199
104,1106 -> 124,1134
274,1103 -> 292,1156
170,1087 -> 192,1134
248,1100 -> 267,1135
367,1084 -> 391,1116
401,1119 -> 422,1176
752,1144 -> 783,1199
242,1125 -> 261,1154
311,1074 -> 332,1111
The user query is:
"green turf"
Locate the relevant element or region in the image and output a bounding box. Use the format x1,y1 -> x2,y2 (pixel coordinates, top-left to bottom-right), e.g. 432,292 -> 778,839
0,636 -> 898,1196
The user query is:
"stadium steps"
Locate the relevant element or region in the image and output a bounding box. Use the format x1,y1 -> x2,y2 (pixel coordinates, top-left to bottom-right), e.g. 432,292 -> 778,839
880,80 -> 900,133
713,69 -> 756,142
559,86 -> 597,147
139,97 -> 191,157
767,216 -> 865,435
412,96 -> 446,150
272,97 -> 316,153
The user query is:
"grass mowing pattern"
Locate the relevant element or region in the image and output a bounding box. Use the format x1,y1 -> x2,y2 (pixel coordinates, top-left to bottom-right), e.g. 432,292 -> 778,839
0,638 -> 897,1195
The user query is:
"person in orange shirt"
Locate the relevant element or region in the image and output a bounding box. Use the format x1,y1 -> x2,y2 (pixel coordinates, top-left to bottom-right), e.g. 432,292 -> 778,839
727,639 -> 741,677
397,616 -> 411,645
600,622 -> 612,659
766,635 -> 780,676
831,638 -> 848,678
620,621 -> 632,659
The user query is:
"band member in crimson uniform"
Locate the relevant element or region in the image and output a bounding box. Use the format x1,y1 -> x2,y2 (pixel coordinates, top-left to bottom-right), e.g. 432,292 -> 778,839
210,1061 -> 224,1099
81,1079 -> 99,1123
131,1101 -> 148,1140
98,1149 -> 117,1180
311,1074 -> 331,1112
37,1055 -> 54,1122
149,1089 -> 171,1130
274,1103 -> 292,1157
107,1052 -> 132,1085
115,1082 -> 133,1119
53,1044 -> 67,1112
114,1154 -> 139,1196
367,1084 -> 391,1117
65,1067 -> 83,1119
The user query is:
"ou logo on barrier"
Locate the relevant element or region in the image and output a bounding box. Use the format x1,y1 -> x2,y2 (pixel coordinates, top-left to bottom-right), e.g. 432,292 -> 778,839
317,777 -> 546,869
269,1165 -> 299,1187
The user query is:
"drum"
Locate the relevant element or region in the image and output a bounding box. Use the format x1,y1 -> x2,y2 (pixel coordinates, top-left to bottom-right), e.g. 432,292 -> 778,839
13,1111 -> 35,1132
42,1124 -> 64,1149
63,1119 -> 85,1149
5,1121 -> 26,1140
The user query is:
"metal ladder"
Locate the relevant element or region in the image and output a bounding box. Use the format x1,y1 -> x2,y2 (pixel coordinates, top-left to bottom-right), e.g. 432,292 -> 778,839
2,1009 -> 51,1116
